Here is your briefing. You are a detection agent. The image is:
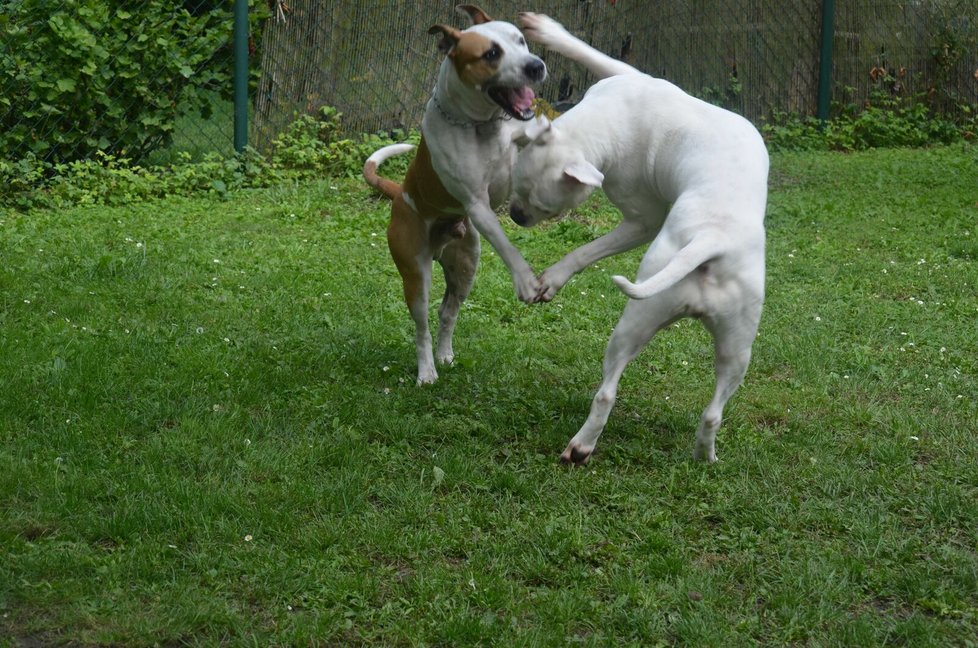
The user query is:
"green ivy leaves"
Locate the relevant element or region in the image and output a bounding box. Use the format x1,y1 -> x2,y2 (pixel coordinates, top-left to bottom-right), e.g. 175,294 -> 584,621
1,1 -> 228,163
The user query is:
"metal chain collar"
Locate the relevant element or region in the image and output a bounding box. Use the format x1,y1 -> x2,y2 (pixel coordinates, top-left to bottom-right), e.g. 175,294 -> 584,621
431,94 -> 512,129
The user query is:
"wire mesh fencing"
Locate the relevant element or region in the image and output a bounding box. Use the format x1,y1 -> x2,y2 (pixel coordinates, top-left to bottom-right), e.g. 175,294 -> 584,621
1,1 -> 976,164
834,0 -> 978,115
252,0 -> 823,148
253,0 -> 978,150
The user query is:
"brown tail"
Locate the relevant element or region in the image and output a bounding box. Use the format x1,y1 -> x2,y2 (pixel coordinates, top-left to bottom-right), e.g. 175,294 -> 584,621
363,143 -> 415,201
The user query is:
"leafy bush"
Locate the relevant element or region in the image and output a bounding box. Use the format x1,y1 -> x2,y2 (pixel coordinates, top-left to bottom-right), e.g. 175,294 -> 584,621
1,149 -> 277,210
0,154 -> 49,210
0,107 -> 416,210
269,106 -> 418,179
0,0 -> 228,163
44,149 -> 275,206
763,59 -> 977,152
763,88 -> 974,152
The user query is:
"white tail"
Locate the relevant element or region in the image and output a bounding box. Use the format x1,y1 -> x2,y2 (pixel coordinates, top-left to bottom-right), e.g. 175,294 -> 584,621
365,143 -> 415,167
612,236 -> 720,300
363,143 -> 416,200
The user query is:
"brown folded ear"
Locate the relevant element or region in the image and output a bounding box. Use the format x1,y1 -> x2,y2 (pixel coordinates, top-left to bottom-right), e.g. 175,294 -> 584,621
428,24 -> 462,55
456,5 -> 492,24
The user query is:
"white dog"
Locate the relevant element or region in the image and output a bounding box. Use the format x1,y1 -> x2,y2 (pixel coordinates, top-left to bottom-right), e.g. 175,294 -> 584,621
512,13 -> 769,464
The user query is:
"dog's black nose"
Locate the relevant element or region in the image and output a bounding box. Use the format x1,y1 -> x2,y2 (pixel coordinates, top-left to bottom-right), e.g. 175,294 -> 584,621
524,59 -> 546,82
510,202 -> 529,226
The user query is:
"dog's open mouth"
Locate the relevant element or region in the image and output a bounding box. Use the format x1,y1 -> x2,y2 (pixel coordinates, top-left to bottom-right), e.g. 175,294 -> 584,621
487,85 -> 536,121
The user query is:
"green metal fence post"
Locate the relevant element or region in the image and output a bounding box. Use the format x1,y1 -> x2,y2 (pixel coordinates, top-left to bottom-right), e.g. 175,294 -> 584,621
233,0 -> 249,152
817,0 -> 835,125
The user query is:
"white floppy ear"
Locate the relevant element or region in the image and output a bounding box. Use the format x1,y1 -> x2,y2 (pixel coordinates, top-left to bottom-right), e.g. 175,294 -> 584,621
563,160 -> 604,187
513,116 -> 551,146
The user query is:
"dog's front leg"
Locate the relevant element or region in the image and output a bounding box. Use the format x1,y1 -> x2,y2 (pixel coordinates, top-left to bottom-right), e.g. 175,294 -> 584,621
465,200 -> 540,303
538,219 -> 658,302
519,12 -> 639,79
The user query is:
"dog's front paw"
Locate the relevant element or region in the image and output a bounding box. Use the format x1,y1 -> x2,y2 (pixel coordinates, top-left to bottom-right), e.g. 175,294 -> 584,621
517,12 -> 570,49
514,272 -> 542,304
535,265 -> 572,302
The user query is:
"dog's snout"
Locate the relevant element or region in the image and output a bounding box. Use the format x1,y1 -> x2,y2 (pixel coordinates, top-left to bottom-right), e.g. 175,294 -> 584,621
524,58 -> 546,82
509,202 -> 530,226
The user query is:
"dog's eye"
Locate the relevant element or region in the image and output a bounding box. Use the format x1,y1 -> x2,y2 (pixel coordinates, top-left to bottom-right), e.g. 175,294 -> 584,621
484,46 -> 501,62
519,36 -> 526,46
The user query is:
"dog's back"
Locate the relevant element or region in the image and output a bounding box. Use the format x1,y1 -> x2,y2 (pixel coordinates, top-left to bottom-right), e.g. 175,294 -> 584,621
565,74 -> 768,214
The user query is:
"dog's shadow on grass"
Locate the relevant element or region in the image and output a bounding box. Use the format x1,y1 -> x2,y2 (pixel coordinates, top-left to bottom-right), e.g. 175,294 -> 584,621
312,304 -> 692,465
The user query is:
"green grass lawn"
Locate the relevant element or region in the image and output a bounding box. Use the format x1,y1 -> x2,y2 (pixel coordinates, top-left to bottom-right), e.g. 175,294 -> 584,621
1,144 -> 976,646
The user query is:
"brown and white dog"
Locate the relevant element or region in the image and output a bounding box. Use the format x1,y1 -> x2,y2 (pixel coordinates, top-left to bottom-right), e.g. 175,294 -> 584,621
363,5 -> 547,385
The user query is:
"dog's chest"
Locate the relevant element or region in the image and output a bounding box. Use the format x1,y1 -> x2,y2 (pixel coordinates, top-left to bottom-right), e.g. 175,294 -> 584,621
427,128 -> 516,209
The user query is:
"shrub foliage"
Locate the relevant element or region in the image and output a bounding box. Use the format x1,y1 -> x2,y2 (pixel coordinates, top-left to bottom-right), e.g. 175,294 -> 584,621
0,106 -> 418,210
0,0 -> 227,163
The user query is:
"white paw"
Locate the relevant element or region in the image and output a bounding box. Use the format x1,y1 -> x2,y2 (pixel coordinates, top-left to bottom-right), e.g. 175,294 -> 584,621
693,443 -> 717,463
559,441 -> 595,466
436,352 -> 454,366
515,273 -> 542,304
536,265 -> 571,302
416,366 -> 438,386
518,12 -> 569,48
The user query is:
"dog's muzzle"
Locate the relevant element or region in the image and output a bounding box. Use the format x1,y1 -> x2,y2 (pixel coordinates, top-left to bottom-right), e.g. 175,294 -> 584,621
486,57 -> 547,121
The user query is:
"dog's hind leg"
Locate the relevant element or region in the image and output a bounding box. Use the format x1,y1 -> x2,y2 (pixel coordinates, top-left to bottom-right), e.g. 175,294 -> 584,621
434,222 -> 480,367
560,296 -> 679,465
388,204 -> 437,385
693,304 -> 762,462
399,258 -> 436,386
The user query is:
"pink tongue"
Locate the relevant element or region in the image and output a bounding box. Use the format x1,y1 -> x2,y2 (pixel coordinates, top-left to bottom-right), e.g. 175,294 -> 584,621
513,87 -> 535,111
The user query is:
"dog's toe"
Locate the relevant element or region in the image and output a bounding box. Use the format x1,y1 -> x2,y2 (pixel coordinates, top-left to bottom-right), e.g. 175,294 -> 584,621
559,443 -> 593,466
692,444 -> 717,463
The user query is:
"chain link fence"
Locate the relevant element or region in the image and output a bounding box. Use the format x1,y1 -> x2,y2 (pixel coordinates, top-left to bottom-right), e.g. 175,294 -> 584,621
2,1 -> 976,164
253,0 -> 978,149
253,0 -> 822,148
